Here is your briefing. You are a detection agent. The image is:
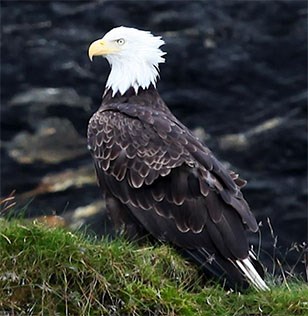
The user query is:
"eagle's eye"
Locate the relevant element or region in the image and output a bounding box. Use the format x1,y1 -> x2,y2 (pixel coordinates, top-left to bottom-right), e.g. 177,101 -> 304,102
116,38 -> 125,45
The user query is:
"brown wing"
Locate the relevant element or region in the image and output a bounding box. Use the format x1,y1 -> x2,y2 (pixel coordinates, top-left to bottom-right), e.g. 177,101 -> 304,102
88,105 -> 258,260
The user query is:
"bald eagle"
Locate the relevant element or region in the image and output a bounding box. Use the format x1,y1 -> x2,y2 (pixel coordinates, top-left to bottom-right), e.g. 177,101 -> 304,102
87,26 -> 268,291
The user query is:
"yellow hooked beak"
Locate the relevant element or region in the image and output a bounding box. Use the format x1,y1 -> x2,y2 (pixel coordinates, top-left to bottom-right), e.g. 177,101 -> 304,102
88,39 -> 118,61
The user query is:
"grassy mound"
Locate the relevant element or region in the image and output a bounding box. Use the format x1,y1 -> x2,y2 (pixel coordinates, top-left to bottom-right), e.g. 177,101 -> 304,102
0,220 -> 307,315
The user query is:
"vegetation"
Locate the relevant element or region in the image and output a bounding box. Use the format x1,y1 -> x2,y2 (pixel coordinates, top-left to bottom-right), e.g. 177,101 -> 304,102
0,220 -> 307,316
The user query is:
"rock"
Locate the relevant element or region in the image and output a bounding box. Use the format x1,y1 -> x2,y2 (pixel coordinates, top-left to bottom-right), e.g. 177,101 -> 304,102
9,87 -> 91,109
218,116 -> 287,153
7,118 -> 87,164
19,165 -> 96,199
62,200 -> 109,233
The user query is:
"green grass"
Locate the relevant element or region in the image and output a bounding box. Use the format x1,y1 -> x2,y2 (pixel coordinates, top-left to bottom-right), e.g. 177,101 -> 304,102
0,220 -> 307,315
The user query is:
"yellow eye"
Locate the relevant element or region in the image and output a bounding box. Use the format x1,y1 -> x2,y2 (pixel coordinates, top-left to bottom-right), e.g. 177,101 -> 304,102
116,38 -> 125,45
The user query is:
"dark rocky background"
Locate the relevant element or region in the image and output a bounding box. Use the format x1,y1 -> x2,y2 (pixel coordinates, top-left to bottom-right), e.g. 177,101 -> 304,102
1,0 -> 307,276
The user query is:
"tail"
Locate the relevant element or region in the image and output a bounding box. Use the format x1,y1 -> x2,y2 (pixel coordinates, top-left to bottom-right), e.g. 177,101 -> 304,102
236,252 -> 269,291
179,248 -> 269,291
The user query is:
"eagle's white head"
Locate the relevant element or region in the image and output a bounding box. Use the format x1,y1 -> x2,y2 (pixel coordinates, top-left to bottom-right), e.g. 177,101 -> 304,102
88,26 -> 166,96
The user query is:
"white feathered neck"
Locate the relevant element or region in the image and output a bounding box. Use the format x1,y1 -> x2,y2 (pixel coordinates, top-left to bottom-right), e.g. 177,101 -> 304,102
103,27 -> 166,96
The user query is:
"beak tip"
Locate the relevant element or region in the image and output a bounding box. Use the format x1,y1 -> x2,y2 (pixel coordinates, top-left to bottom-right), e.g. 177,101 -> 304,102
88,48 -> 94,61
88,39 -> 111,61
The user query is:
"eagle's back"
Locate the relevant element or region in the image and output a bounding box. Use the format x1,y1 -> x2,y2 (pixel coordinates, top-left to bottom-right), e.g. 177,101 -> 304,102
87,87 -> 262,290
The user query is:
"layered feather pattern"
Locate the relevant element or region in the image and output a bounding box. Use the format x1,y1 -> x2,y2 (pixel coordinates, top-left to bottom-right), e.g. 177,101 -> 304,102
87,86 -> 268,290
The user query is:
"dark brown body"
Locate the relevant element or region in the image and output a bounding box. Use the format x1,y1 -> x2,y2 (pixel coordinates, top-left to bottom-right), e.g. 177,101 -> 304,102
87,86 -> 263,289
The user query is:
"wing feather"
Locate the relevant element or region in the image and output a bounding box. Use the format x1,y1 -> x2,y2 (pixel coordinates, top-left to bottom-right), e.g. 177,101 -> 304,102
88,104 -> 258,264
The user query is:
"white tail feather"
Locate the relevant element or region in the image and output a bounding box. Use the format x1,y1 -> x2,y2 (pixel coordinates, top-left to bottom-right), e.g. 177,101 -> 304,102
236,258 -> 269,291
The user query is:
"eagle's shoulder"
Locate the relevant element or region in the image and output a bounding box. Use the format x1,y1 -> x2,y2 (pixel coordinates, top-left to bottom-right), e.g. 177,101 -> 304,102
87,101 -> 195,187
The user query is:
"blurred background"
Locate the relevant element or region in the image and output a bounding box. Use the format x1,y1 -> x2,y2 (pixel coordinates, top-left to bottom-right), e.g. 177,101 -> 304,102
1,0 -> 307,276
